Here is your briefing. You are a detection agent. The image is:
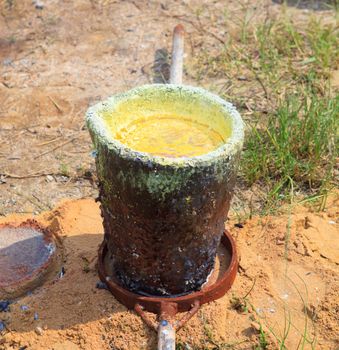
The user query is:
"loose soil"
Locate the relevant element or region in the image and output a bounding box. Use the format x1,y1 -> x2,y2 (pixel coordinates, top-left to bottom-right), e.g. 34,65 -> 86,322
0,198 -> 338,349
1,1 -> 338,349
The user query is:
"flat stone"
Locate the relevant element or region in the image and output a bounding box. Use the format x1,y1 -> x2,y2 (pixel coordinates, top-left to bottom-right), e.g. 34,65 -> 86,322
0,224 -> 57,298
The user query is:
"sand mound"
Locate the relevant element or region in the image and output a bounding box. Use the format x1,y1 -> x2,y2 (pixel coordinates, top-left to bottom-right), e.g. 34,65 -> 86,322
0,198 -> 338,349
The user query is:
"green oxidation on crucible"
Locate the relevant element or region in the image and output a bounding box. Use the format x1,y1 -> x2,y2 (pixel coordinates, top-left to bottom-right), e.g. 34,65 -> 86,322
86,84 -> 244,296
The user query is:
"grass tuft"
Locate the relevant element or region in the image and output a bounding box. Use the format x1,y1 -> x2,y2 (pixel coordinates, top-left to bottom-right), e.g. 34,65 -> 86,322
192,9 -> 338,212
242,91 -> 338,207
253,322 -> 269,350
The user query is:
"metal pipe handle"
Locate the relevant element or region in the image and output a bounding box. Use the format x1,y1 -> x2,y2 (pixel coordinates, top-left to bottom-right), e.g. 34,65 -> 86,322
158,320 -> 175,350
169,24 -> 185,84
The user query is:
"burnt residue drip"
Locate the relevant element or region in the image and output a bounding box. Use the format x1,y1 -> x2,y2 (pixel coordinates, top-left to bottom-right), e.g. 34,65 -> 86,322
96,143 -> 239,296
86,84 -> 244,297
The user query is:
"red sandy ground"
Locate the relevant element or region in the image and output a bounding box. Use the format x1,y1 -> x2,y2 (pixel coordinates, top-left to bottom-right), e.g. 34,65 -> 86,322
0,198 -> 338,349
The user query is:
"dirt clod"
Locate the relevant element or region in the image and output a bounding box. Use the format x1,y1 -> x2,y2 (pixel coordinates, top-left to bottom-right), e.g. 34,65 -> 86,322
35,327 -> 43,336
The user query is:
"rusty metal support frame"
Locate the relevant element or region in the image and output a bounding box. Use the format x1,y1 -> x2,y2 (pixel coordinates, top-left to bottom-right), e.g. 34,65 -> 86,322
98,230 -> 238,331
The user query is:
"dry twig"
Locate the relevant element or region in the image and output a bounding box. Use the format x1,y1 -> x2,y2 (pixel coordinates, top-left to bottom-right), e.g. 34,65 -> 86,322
34,133 -> 82,159
2,171 -> 56,179
48,95 -> 63,113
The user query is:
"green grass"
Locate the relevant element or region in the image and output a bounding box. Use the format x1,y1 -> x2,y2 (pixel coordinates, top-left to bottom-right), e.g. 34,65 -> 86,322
242,91 -> 338,209
59,162 -> 70,177
192,10 -> 338,212
253,323 -> 269,350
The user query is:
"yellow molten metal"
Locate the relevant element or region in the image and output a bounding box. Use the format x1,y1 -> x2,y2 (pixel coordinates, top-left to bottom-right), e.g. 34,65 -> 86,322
114,115 -> 226,158
102,90 -> 233,158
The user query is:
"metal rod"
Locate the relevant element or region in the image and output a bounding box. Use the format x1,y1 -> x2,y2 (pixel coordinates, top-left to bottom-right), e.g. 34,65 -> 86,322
175,300 -> 200,330
134,304 -> 157,331
157,24 -> 185,349
169,24 -> 185,84
158,320 -> 175,350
